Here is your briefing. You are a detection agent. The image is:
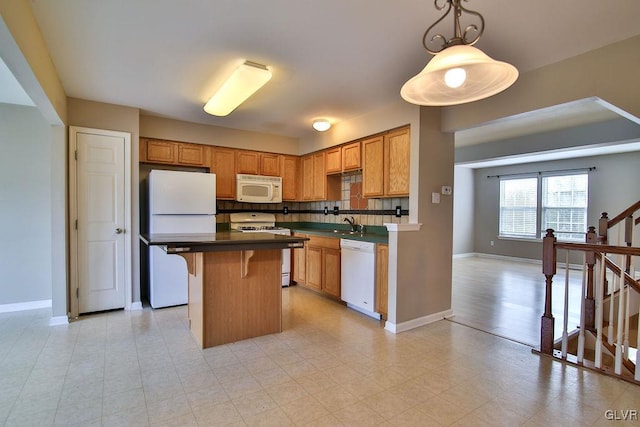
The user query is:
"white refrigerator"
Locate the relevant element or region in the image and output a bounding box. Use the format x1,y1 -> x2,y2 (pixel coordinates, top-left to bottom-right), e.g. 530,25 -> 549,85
148,169 -> 216,308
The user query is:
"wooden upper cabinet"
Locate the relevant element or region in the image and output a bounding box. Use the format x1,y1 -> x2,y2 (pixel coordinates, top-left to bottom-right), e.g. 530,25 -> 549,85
281,155 -> 299,201
302,155 -> 314,201
211,147 -> 236,199
236,150 -> 260,175
178,143 -> 208,167
342,141 -> 361,171
140,138 -> 208,167
260,153 -> 281,176
145,139 -> 176,164
362,135 -> 385,197
325,147 -> 342,174
384,127 -> 410,196
313,152 -> 326,200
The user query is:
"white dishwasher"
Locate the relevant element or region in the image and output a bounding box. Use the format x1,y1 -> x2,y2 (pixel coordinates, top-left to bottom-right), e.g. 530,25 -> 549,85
340,239 -> 379,319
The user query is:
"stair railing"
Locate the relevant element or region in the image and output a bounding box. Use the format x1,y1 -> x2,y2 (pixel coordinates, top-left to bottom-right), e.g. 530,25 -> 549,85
541,200 -> 640,382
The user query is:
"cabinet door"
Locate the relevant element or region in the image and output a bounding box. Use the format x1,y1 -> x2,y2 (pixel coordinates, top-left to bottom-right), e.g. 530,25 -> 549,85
177,143 -> 206,166
211,147 -> 236,199
362,136 -> 384,197
292,233 -> 307,284
260,153 -> 281,176
385,128 -> 410,196
313,152 -> 326,200
302,155 -> 314,200
281,155 -> 299,201
236,150 -> 260,175
325,147 -> 342,174
146,140 -> 176,164
342,141 -> 361,171
322,248 -> 341,298
306,246 -> 323,291
375,244 -> 388,319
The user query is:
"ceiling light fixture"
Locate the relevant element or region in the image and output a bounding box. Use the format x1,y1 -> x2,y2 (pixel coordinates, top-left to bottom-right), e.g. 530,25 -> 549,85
312,119 -> 331,132
401,0 -> 518,106
204,61 -> 272,116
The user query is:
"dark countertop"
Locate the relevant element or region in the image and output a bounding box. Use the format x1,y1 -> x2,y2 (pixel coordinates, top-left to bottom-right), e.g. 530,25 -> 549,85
140,232 -> 308,254
278,223 -> 388,244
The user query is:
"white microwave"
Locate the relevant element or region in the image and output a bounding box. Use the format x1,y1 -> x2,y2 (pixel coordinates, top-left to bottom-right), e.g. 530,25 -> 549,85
236,174 -> 282,203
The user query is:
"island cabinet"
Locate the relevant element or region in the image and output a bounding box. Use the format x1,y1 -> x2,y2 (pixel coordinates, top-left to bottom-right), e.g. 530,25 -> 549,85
281,155 -> 299,201
303,235 -> 341,299
375,243 -> 389,320
211,147 -> 236,199
140,138 -> 210,168
236,150 -> 282,176
362,126 -> 410,198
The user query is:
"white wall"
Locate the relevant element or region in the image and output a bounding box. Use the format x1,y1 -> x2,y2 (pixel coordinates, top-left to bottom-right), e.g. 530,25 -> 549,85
0,104 -> 52,305
453,165 -> 474,255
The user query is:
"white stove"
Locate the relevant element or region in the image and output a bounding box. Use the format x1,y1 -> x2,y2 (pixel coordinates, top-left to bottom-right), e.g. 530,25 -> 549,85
230,213 -> 291,286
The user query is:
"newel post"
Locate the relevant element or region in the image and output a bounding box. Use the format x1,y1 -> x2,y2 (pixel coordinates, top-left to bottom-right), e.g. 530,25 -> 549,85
584,226 -> 596,330
541,229 -> 557,354
598,212 -> 609,244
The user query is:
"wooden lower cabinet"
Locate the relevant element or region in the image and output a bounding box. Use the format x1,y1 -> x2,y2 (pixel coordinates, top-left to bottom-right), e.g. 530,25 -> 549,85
292,233 -> 307,284
295,235 -> 340,299
375,244 -> 389,319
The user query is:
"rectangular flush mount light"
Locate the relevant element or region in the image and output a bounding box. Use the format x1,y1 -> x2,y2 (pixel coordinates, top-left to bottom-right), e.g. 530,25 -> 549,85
204,61 -> 272,116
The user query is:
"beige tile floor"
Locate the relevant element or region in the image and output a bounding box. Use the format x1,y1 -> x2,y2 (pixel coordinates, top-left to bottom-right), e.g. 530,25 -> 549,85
1,285 -> 638,426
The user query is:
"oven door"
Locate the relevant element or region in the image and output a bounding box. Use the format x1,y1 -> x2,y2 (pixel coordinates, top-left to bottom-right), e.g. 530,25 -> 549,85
236,181 -> 273,203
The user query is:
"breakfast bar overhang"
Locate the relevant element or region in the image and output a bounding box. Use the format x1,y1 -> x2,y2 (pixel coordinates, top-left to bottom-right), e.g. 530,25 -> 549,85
141,232 -> 308,348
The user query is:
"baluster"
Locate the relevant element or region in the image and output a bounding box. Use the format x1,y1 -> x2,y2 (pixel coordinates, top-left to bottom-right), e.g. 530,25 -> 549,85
614,255 -> 625,375
624,216 -> 632,272
585,226 -> 596,329
595,252 -> 606,369
599,212 -> 609,244
561,250 -> 570,358
541,229 -> 557,355
608,262 -> 616,345
577,252 -> 587,363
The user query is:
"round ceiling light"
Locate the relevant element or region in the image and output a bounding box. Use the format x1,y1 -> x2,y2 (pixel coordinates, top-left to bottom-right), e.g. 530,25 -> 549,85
312,119 -> 331,132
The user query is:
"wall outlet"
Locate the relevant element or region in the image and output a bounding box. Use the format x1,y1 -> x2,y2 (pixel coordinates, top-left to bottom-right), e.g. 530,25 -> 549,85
333,206 -> 339,215
490,240 -> 495,246
324,206 -> 328,215
283,206 -> 289,215
395,206 -> 402,217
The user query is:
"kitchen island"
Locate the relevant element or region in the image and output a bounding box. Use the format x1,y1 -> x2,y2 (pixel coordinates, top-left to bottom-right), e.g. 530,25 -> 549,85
141,232 -> 307,348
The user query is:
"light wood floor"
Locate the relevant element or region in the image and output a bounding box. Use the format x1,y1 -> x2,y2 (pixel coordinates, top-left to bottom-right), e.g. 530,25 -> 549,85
451,256 -> 583,347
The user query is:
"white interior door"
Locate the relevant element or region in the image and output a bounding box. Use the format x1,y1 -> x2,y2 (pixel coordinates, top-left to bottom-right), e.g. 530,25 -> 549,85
73,128 -> 129,314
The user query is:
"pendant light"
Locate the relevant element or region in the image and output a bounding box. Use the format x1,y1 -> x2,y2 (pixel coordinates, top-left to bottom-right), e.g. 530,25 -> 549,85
401,0 -> 518,106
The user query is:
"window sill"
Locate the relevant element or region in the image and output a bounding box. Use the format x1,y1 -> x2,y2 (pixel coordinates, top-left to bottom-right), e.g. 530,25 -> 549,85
498,236 -> 542,243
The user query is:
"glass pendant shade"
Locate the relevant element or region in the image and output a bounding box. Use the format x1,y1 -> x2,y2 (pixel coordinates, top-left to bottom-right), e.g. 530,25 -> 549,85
401,45 -> 518,106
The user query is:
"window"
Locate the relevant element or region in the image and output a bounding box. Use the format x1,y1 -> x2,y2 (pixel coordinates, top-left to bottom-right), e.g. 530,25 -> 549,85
541,174 -> 588,241
499,173 -> 588,242
499,178 -> 537,238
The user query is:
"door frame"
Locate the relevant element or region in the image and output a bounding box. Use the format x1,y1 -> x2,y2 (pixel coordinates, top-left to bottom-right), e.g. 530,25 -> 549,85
68,126 -> 132,318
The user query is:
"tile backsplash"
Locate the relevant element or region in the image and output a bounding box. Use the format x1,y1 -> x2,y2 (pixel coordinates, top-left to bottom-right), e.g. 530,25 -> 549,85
216,173 -> 409,226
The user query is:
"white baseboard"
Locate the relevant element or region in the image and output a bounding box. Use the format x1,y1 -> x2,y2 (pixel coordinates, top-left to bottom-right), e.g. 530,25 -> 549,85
0,299 -> 52,313
49,315 -> 69,326
128,301 -> 143,311
384,309 -> 454,334
452,252 -> 475,259
475,252 -> 542,265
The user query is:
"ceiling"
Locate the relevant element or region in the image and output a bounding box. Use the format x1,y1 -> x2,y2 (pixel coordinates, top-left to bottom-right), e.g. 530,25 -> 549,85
4,0 -> 640,142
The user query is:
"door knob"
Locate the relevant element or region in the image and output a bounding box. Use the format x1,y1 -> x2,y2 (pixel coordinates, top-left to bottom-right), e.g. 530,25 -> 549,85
115,228 -> 124,234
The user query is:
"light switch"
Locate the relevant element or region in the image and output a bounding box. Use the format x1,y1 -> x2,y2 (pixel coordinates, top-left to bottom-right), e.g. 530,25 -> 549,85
432,192 -> 440,204
441,185 -> 452,195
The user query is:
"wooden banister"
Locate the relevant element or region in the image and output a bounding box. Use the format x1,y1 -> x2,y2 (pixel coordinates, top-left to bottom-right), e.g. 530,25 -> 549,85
599,254 -> 640,294
607,200 -> 640,229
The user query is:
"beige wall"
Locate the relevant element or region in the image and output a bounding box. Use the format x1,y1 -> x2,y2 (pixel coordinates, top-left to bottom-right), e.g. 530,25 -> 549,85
140,115 -> 299,155
442,35 -> 640,132
67,98 -> 142,304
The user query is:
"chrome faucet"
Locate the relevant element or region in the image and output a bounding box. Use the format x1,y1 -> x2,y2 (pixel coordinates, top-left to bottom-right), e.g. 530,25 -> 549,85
343,216 -> 357,232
